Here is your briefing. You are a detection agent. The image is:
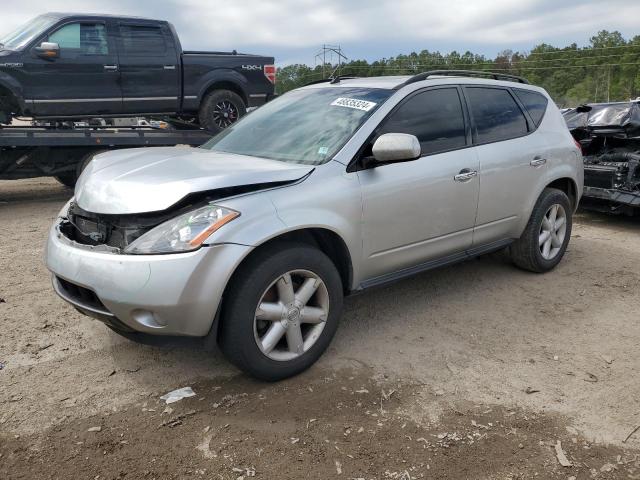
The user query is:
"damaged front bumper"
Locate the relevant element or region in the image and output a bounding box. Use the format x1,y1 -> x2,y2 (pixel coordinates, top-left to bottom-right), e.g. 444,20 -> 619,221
564,102 -> 640,212
582,151 -> 640,209
45,220 -> 252,336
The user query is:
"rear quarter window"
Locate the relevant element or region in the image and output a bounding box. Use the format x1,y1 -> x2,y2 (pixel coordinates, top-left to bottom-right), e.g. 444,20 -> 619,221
513,88 -> 549,127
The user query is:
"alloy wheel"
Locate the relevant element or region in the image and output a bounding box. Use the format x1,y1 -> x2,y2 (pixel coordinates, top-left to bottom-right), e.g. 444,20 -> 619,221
213,100 -> 239,128
539,203 -> 567,260
253,270 -> 330,362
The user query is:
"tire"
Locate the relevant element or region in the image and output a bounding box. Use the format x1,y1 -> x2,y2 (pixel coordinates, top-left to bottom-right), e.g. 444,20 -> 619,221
198,89 -> 246,134
76,149 -> 107,178
54,150 -> 105,188
0,110 -> 11,125
510,188 -> 573,273
55,172 -> 77,188
219,242 -> 343,381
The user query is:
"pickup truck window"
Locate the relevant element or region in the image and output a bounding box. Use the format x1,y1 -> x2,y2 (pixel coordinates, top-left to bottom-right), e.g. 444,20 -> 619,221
203,87 -> 393,165
48,23 -> 109,55
0,15 -> 58,50
120,25 -> 167,56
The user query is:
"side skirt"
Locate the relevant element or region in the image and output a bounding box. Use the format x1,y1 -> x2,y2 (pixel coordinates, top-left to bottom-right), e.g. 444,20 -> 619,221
355,238 -> 513,292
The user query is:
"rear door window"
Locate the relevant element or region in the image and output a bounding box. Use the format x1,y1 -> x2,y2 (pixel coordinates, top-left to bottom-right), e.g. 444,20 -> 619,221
513,88 -> 549,127
379,87 -> 467,155
119,25 -> 166,56
465,87 -> 529,144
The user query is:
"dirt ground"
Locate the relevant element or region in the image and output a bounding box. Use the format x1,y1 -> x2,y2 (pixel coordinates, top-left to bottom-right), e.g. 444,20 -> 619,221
1,177 -> 640,479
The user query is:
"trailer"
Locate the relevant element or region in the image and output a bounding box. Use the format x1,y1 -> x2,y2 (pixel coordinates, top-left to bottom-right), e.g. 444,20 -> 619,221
0,124 -> 212,187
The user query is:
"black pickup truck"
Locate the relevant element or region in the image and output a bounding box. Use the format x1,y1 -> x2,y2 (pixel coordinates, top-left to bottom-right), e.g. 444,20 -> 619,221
0,13 -> 276,132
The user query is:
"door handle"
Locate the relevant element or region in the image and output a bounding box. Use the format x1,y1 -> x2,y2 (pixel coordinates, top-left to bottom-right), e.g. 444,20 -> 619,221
163,65 -> 176,70
103,65 -> 118,71
454,169 -> 478,182
530,156 -> 547,167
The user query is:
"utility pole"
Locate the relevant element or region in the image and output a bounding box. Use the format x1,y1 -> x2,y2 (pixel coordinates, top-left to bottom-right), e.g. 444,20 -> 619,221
314,45 -> 348,80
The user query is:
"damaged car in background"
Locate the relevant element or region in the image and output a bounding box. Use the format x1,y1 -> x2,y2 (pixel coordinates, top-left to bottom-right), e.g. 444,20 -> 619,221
563,100 -> 640,214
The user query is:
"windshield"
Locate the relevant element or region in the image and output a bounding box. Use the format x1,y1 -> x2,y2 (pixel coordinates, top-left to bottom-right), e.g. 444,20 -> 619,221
202,87 -> 393,165
0,15 -> 58,50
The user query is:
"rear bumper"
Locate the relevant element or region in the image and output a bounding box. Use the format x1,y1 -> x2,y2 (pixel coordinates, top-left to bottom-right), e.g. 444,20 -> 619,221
247,93 -> 271,108
45,221 -> 252,336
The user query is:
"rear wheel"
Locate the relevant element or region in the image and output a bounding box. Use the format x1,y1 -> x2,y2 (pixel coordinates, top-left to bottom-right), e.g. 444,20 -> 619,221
198,89 -> 246,134
54,149 -> 106,188
219,243 -> 343,381
510,188 -> 572,272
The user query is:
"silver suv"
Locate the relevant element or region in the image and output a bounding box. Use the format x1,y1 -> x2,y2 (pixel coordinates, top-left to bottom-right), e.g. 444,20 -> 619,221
46,71 -> 583,381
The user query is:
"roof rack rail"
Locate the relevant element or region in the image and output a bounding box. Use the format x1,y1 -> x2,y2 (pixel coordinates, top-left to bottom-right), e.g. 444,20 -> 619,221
303,75 -> 360,87
396,70 -> 529,89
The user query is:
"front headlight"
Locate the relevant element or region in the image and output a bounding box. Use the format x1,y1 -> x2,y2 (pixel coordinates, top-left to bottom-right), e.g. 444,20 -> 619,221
125,205 -> 240,254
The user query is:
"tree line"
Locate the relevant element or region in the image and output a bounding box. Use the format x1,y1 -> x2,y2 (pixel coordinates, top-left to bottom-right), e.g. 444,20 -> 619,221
275,31 -> 640,107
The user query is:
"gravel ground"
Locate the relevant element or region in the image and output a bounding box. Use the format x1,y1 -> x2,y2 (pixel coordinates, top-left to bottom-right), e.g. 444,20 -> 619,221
1,177 -> 640,479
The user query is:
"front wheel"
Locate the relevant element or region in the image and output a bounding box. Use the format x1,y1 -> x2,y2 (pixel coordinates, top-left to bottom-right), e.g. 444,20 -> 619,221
510,188 -> 573,272
198,89 -> 246,134
219,243 -> 343,381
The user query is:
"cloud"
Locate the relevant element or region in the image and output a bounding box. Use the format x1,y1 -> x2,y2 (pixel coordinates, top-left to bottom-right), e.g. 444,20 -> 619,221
2,0 -> 639,63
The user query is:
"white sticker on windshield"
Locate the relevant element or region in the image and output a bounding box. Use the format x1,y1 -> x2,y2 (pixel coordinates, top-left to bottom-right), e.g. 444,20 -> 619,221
331,97 -> 377,112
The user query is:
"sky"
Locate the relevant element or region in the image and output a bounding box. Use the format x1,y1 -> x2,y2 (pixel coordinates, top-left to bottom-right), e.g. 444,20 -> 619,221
2,0 -> 639,66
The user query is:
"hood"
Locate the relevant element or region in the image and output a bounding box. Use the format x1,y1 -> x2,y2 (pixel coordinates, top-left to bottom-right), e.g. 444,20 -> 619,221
563,102 -> 640,138
75,147 -> 314,214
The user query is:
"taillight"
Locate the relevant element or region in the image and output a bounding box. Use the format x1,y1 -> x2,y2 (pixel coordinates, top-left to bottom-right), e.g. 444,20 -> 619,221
573,138 -> 583,154
264,65 -> 276,84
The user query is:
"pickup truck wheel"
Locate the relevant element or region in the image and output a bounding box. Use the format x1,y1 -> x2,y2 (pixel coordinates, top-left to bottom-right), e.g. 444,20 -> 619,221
219,242 -> 343,381
54,150 -> 106,188
0,110 -> 10,125
55,172 -> 77,188
199,90 -> 246,133
510,188 -> 572,273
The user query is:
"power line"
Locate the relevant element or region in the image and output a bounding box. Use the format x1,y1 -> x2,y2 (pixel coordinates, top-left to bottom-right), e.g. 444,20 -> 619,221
411,44 -> 640,58
524,43 -> 640,56
288,51 -> 640,78
334,51 -> 640,70
334,61 -> 640,72
292,61 -> 640,83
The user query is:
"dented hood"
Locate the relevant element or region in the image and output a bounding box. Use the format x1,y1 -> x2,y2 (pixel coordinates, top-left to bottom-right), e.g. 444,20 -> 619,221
74,147 -> 314,214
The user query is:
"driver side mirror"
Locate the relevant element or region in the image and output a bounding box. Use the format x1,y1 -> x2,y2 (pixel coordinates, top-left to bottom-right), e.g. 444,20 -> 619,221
34,42 -> 60,60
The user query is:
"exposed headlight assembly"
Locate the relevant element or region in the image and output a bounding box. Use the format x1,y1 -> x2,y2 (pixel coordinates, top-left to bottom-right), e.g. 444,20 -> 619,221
125,205 -> 240,254
58,198 -> 73,218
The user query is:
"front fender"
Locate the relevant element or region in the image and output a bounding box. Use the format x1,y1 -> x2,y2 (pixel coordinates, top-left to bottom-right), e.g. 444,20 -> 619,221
0,70 -> 25,112
203,190 -> 288,248
204,163 -> 363,290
